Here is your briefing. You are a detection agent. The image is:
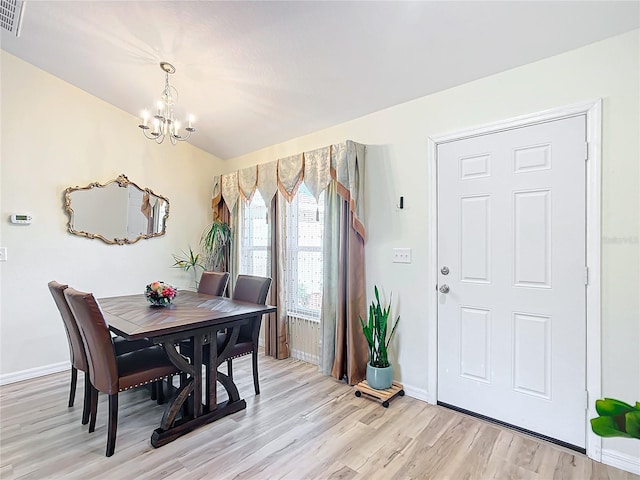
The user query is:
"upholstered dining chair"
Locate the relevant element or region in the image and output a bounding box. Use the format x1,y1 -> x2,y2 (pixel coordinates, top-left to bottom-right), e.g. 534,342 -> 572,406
218,275 -> 272,394
64,287 -> 181,457
198,271 -> 230,296
48,281 -> 154,425
181,274 -> 272,395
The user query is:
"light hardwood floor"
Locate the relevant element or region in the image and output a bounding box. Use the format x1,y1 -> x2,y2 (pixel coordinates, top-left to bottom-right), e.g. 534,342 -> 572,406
1,354 -> 637,480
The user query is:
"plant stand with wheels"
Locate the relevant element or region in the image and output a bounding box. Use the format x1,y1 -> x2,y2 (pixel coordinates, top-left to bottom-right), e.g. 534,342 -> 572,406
354,380 -> 405,408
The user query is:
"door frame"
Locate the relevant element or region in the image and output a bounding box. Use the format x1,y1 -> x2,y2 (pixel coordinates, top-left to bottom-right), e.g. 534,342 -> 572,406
426,99 -> 602,460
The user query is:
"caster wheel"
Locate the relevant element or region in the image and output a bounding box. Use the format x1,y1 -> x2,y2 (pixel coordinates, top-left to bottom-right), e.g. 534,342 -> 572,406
355,390 -> 361,397
399,390 -> 405,396
382,401 -> 389,408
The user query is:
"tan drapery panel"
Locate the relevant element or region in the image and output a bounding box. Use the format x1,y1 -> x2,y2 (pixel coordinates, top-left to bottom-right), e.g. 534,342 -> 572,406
211,176 -> 232,276
228,202 -> 240,298
211,176 -> 230,224
264,192 -> 289,359
331,140 -> 365,239
212,174 -> 222,209
322,142 -> 367,385
329,197 -> 367,384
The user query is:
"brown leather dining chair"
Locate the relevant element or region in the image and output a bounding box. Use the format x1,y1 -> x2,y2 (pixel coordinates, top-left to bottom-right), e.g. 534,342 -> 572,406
181,274 -> 272,395
48,281 -> 154,425
198,271 -> 230,296
218,274 -> 272,394
64,287 -> 181,457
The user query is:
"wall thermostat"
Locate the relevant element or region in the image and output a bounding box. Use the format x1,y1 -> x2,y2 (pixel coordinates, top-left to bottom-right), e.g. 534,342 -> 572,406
10,214 -> 32,224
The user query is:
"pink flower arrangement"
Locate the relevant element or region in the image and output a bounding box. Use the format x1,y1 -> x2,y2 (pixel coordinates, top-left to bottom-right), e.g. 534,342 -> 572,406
145,281 -> 177,306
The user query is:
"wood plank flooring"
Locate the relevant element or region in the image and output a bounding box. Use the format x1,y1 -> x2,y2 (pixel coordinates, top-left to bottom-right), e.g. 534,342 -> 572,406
1,354 -> 637,480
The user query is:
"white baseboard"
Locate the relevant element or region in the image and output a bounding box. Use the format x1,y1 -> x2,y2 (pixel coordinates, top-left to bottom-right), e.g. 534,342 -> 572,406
601,448 -> 640,475
401,383 -> 432,404
0,361 -> 70,386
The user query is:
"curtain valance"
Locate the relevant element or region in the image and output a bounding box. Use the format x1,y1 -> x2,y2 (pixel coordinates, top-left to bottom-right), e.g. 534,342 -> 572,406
212,140 -> 365,239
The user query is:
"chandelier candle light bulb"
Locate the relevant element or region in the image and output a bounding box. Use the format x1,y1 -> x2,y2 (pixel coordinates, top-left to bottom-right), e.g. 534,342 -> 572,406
138,61 -> 196,145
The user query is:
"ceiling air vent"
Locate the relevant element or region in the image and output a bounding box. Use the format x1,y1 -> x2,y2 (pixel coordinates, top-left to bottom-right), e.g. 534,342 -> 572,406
0,0 -> 25,37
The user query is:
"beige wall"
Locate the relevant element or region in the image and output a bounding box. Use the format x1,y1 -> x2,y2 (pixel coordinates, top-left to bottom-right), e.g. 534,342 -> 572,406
0,52 -> 223,376
221,30 -> 640,460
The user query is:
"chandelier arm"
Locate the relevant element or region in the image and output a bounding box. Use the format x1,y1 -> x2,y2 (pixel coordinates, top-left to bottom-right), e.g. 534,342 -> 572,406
141,129 -> 162,141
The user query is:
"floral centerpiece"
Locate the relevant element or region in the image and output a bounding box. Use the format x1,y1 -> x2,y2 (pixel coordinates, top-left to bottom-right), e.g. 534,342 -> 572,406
145,281 -> 177,307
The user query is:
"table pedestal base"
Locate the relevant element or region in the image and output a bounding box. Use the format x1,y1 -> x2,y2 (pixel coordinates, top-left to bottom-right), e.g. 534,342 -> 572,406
150,399 -> 246,448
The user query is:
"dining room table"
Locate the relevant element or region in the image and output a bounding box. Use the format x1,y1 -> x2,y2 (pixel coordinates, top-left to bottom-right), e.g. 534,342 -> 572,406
98,289 -> 276,447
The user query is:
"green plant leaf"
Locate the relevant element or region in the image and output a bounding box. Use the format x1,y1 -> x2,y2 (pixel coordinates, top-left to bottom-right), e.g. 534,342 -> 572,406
595,398 -> 635,417
201,220 -> 232,271
172,246 -> 205,291
386,315 -> 400,349
626,410 -> 640,439
360,317 -> 374,347
591,416 -> 631,438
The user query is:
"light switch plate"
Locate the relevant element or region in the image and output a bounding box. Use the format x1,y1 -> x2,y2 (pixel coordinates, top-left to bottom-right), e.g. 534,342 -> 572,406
393,248 -> 411,263
0,247 -> 7,262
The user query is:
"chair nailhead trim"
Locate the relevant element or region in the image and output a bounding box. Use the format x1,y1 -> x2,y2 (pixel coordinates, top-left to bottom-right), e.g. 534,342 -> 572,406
119,372 -> 179,392
228,353 -> 251,360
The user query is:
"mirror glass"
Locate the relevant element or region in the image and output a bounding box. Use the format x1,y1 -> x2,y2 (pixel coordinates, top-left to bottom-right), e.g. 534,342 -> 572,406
64,174 -> 170,245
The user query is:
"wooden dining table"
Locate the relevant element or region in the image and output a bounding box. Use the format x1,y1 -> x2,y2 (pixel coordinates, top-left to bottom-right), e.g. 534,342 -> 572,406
98,290 -> 276,447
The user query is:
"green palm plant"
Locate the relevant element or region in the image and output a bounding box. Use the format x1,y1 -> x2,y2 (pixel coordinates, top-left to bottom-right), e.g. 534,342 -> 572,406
172,246 -> 204,289
360,286 -> 400,368
200,220 -> 232,272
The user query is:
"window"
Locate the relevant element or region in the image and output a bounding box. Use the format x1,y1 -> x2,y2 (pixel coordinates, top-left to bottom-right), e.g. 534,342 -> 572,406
238,184 -> 325,321
238,191 -> 270,277
286,184 -> 324,320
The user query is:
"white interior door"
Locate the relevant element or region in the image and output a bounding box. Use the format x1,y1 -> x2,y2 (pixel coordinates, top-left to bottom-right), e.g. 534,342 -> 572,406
437,115 -> 587,448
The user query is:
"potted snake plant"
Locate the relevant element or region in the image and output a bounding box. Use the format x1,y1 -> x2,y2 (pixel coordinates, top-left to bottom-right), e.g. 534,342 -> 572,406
360,286 -> 400,390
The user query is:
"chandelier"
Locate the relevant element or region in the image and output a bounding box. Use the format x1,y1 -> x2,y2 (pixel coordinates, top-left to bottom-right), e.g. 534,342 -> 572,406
138,62 -> 196,145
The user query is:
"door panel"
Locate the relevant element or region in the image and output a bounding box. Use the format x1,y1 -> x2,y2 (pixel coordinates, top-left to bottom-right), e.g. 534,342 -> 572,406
460,195 -> 492,283
459,306 -> 491,382
513,312 -> 551,398
513,189 -> 551,287
437,115 -> 587,448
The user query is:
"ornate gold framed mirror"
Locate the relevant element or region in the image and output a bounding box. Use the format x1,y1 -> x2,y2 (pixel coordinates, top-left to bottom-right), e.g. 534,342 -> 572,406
64,174 -> 170,245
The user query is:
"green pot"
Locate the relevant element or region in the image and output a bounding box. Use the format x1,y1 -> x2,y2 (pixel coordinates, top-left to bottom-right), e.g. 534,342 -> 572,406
366,363 -> 393,390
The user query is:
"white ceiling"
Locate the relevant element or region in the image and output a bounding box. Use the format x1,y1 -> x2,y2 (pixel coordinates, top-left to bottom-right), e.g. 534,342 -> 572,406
2,1 -> 638,160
